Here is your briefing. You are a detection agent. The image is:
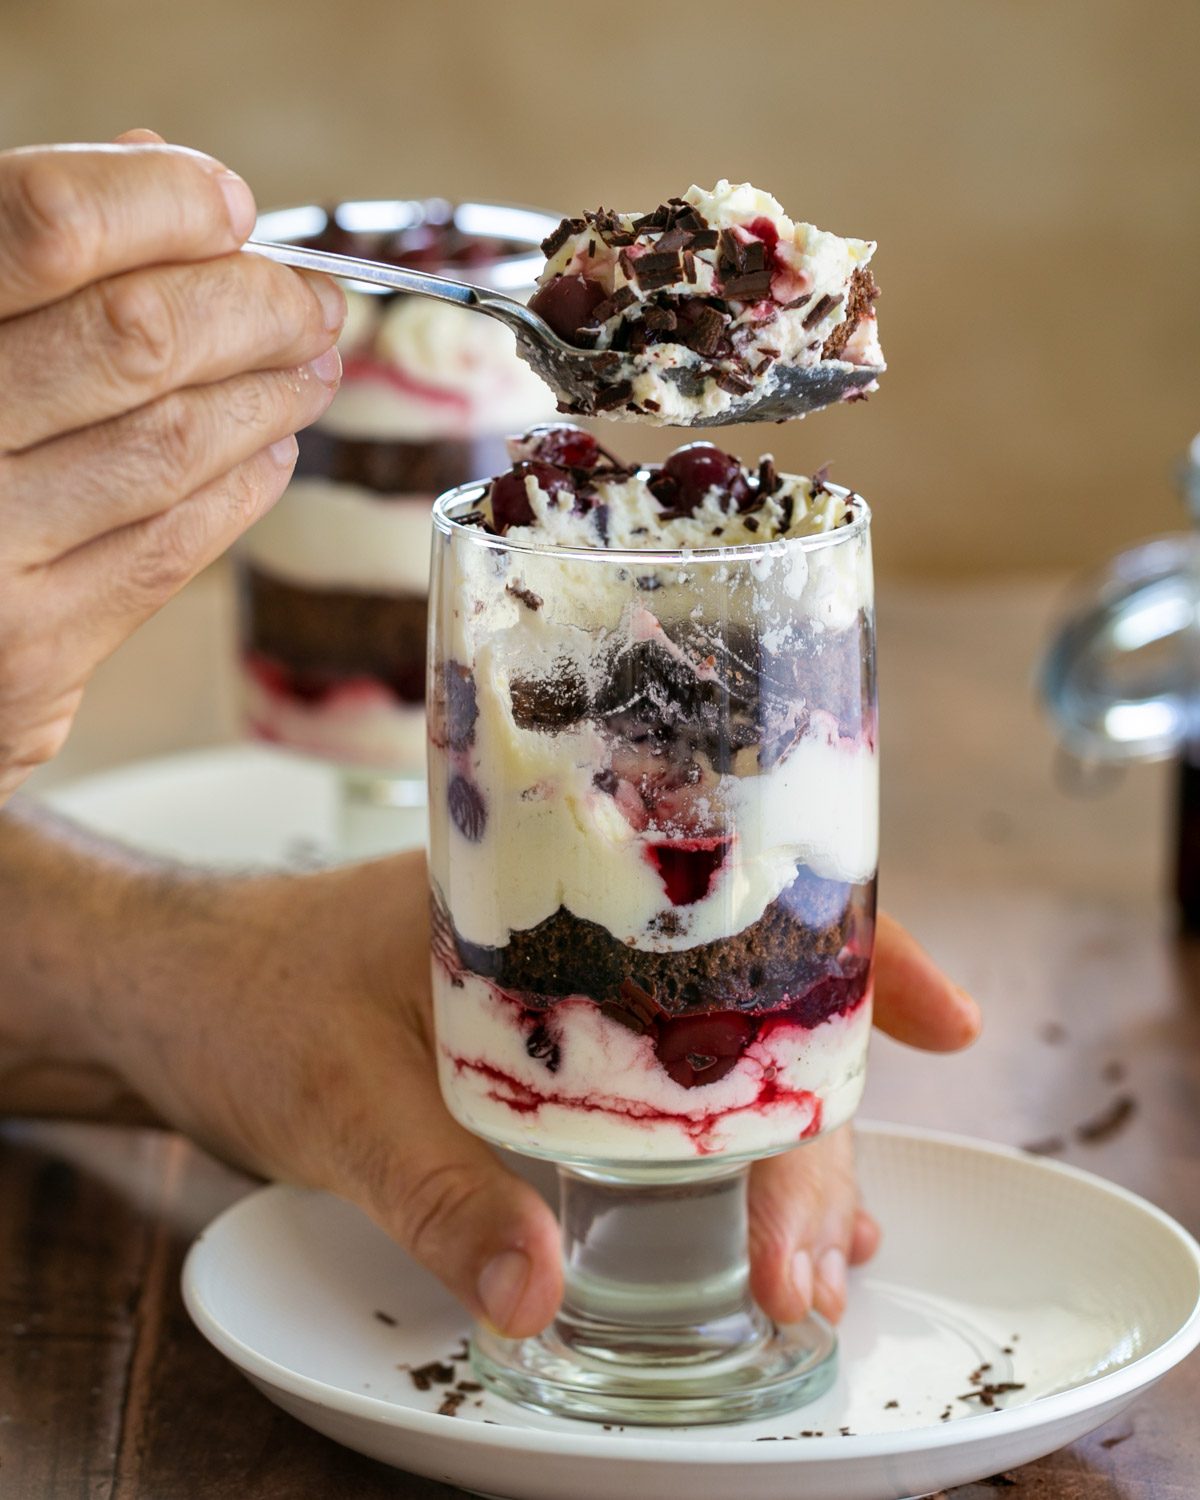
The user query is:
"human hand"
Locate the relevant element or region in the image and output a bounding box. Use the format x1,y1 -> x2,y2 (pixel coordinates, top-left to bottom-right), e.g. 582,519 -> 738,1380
0,131 -> 345,803
74,848 -> 979,1338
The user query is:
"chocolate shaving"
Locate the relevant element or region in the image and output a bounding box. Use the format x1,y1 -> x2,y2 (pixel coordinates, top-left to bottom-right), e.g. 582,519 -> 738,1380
409,1360 -> 456,1392
592,379 -> 634,411
1075,1094 -> 1137,1144
743,515 -> 760,533
803,293 -> 842,330
622,247 -> 683,291
957,1382 -> 1026,1407
373,1310 -> 398,1326
757,456 -> 783,497
682,249 -> 697,283
715,367 -> 754,395
540,216 -> 584,259
641,305 -> 678,332
437,1391 -> 466,1416
506,581 -> 543,611
679,305 -> 727,358
586,285 -> 637,324
642,398 -> 661,412
720,270 -> 773,300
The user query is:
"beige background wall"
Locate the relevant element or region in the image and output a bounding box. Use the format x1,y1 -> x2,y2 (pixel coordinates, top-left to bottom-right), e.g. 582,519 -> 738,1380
2,0 -> 1197,577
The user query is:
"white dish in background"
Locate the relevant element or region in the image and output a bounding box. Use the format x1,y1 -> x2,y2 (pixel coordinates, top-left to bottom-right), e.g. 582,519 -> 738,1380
184,1124 -> 1200,1500
44,744 -> 426,866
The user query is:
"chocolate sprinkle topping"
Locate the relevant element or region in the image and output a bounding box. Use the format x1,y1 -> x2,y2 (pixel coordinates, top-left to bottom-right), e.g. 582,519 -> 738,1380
409,1360 -> 456,1392
506,581 -> 544,611
803,293 -> 842,331
1075,1093 -> 1137,1144
540,216 -> 585,259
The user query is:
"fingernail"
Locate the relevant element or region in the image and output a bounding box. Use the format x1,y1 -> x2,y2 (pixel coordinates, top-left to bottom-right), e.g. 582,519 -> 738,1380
216,170 -> 257,241
790,1248 -> 814,1310
816,1246 -> 847,1312
477,1249 -> 531,1333
268,435 -> 298,468
304,273 -> 347,333
307,346 -> 343,386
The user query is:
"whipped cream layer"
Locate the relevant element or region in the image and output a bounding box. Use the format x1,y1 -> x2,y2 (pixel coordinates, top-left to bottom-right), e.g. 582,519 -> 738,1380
430,676 -> 875,951
238,480 -> 434,595
323,293 -> 556,441
530,181 -> 881,425
434,970 -> 871,1161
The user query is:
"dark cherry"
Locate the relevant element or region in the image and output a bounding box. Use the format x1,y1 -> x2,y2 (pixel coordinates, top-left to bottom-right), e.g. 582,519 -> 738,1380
522,424 -> 603,472
651,443 -> 752,517
647,836 -> 732,906
490,461 -> 575,532
448,775 -> 487,842
528,274 -> 608,343
746,216 -> 780,269
444,662 -> 478,751
655,1012 -> 755,1089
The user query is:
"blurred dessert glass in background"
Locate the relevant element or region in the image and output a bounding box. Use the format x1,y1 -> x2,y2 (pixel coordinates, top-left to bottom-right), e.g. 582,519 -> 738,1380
234,199 -> 559,836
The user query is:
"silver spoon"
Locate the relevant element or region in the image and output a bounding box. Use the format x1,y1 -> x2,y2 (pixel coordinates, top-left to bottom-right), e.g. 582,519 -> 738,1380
246,238 -> 882,426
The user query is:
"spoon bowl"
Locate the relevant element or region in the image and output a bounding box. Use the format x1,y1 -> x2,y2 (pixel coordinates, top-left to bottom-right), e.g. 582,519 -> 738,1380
247,239 -> 882,426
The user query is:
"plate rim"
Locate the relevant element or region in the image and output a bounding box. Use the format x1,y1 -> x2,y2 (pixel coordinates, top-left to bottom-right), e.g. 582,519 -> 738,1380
181,1118 -> 1200,1465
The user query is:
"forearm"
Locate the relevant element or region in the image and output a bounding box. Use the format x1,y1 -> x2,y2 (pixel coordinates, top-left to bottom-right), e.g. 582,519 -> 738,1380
0,798 -> 206,1121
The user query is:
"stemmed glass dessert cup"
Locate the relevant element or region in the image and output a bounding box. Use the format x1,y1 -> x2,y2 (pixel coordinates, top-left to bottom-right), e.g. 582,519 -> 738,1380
233,199 -> 558,851
427,481 -> 878,1424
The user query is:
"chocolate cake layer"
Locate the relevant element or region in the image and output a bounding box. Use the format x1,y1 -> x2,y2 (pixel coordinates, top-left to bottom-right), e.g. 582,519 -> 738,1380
441,867 -> 875,1021
508,613 -> 874,764
296,426 -> 512,498
821,268 -> 880,361
240,566 -> 427,700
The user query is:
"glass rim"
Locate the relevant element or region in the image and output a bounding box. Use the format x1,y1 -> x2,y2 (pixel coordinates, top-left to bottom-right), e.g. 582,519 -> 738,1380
431,477 -> 872,565
254,198 -> 558,293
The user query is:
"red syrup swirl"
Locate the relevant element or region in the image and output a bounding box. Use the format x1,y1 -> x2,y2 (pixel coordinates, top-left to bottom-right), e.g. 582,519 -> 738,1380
646,836 -> 733,906
437,974 -> 871,1154
340,353 -> 474,413
244,651 -> 424,709
446,1050 -> 825,1156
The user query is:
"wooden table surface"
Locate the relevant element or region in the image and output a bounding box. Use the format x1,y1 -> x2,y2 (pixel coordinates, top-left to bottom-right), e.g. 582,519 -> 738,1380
6,567 -> 1200,1498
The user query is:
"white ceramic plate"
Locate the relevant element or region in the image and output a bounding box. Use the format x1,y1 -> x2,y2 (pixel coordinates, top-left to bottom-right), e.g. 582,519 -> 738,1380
44,744 -> 426,865
183,1124 -> 1200,1500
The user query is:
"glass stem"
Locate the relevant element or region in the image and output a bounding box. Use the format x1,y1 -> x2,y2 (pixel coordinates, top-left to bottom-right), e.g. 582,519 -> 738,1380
552,1163 -> 770,1366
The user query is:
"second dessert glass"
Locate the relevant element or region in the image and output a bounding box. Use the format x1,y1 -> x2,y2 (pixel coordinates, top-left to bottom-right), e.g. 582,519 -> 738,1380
427,481 -> 878,1424
235,199 -> 559,850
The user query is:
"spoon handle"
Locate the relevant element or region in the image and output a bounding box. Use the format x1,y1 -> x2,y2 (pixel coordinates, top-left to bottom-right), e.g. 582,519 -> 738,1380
244,239 -> 479,307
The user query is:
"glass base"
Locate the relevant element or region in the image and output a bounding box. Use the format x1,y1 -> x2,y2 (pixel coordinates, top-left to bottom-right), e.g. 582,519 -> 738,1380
471,1159 -> 837,1425
472,1311 -> 836,1425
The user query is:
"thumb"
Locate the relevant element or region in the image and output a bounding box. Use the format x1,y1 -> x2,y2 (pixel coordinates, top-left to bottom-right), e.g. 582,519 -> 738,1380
337,1064 -> 563,1339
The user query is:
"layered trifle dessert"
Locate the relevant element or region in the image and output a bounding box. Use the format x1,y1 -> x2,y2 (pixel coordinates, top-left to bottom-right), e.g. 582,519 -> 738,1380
428,424 -> 876,1162
527,181 -> 882,425
237,201 -> 558,770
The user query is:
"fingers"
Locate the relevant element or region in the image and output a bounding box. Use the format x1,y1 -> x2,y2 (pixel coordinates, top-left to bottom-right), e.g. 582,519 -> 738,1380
873,910 -> 982,1052
748,1125 -> 870,1326
45,439 -> 301,669
0,252 -> 345,452
10,353 -> 340,562
330,1045 -> 563,1339
0,142 -> 257,319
